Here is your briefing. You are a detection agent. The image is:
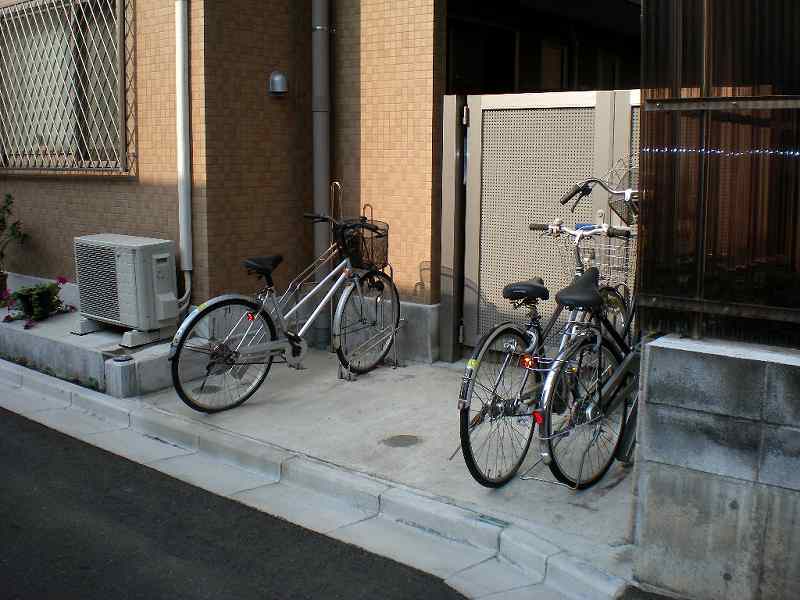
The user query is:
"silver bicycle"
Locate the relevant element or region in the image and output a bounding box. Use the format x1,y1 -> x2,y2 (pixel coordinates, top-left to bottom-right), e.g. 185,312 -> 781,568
169,213 -> 400,413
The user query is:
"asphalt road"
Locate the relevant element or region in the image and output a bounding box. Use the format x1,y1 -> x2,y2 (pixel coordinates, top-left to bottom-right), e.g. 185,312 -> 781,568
0,407 -> 465,600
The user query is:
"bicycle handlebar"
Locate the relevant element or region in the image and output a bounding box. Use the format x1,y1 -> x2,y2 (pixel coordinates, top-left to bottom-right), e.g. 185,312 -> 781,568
304,212 -> 381,233
530,220 -> 632,240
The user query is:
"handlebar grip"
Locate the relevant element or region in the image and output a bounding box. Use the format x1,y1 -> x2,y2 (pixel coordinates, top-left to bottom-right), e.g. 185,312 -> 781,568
559,184 -> 582,205
529,223 -> 550,231
304,212 -> 330,223
606,226 -> 632,238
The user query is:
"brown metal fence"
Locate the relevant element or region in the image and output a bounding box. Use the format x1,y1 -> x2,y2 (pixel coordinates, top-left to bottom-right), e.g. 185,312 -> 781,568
640,0 -> 800,345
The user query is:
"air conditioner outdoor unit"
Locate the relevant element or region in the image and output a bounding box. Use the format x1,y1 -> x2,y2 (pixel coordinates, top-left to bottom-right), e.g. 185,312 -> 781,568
73,234 -> 179,347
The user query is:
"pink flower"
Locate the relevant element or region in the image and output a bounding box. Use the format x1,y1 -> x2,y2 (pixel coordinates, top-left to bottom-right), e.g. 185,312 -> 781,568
56,276 -> 68,285
0,288 -> 8,300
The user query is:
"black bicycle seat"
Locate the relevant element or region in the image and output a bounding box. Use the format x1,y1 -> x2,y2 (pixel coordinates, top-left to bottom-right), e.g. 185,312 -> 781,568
243,255 -> 283,286
555,268 -> 602,310
502,277 -> 549,302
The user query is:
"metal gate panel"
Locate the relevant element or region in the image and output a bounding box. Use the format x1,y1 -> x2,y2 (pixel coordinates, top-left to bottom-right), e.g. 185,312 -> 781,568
463,92 -> 616,346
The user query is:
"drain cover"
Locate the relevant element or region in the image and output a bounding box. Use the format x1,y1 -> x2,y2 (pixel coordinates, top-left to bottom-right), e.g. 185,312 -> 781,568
381,434 -> 420,448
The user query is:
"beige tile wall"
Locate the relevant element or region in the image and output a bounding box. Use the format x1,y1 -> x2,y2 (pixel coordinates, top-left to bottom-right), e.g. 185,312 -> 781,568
333,0 -> 441,303
2,0 -> 442,308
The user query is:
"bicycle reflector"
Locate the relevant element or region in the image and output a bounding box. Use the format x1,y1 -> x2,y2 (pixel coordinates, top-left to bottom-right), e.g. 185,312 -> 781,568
247,312 -> 256,322
519,354 -> 536,369
533,410 -> 544,425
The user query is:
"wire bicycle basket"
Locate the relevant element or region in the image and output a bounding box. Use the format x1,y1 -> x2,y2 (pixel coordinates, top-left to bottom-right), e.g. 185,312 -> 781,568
557,234 -> 635,289
335,218 -> 390,270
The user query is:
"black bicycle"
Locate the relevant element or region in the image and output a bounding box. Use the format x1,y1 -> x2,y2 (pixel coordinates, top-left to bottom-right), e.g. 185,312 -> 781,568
458,177 -> 639,489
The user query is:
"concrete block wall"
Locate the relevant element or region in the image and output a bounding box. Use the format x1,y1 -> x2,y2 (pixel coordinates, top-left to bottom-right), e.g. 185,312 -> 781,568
636,335 -> 800,600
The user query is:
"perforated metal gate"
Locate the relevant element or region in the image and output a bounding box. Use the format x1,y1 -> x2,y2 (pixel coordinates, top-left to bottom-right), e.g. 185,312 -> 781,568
461,90 -> 640,346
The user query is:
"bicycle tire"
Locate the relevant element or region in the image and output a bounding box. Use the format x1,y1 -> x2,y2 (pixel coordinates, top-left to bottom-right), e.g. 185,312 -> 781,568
334,270 -> 399,374
171,298 -> 277,413
460,324 -> 539,488
542,334 -> 624,489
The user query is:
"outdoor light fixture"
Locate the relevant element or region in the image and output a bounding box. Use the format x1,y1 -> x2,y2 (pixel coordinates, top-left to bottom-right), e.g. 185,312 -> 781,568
268,70 -> 288,96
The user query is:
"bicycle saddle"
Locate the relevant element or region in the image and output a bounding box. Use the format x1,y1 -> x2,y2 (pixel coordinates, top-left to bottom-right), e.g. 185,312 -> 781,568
502,277 -> 549,302
243,255 -> 283,286
555,267 -> 602,310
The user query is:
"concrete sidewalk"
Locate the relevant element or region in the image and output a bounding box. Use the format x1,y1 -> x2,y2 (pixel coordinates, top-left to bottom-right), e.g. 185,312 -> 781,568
0,351 -> 635,599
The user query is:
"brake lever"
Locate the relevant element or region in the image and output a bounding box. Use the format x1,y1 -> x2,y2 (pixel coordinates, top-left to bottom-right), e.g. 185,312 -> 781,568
570,187 -> 591,213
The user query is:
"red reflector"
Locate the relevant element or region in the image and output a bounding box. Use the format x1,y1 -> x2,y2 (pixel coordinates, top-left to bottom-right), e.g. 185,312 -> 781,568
533,411 -> 544,425
247,312 -> 255,322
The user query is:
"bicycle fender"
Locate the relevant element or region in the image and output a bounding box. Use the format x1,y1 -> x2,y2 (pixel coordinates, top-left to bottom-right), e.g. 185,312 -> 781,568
169,294 -> 258,360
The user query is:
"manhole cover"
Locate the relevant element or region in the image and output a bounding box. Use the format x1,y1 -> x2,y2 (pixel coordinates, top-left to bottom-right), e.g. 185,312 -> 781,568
381,434 -> 421,448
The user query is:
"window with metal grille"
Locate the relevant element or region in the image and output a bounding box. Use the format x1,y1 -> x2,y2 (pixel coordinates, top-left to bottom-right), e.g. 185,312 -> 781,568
0,0 -> 131,172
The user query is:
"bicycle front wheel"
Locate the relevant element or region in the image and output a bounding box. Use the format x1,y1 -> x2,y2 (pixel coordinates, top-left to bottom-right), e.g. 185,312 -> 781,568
460,324 -> 538,488
334,271 -> 400,374
542,334 -> 624,488
171,298 -> 277,413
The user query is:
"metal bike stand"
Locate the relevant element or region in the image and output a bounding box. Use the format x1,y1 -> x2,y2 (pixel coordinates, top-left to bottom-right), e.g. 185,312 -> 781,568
337,316 -> 406,381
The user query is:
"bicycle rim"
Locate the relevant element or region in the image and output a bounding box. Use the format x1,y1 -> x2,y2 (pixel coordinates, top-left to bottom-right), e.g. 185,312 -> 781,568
460,325 -> 537,488
544,335 -> 624,488
334,271 -> 399,374
172,299 -> 276,413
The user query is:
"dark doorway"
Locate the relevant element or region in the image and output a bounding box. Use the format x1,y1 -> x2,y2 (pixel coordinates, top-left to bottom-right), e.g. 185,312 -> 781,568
446,0 -> 641,95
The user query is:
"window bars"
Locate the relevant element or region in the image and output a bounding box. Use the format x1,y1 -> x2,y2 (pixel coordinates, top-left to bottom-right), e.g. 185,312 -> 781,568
0,0 -> 131,172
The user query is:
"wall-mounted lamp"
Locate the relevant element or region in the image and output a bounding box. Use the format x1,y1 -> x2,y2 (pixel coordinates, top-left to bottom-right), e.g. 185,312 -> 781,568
268,70 -> 288,96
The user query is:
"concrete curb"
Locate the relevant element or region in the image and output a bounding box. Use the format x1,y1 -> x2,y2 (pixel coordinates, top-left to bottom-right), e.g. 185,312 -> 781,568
0,359 -> 629,599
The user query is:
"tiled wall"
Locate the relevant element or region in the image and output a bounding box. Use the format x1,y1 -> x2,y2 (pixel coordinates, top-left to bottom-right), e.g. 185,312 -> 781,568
202,0 -> 313,298
3,0 -> 441,307
333,0 -> 441,303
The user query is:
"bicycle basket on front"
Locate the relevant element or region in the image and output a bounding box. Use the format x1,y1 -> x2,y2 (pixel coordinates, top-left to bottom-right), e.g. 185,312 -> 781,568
608,194 -> 639,227
558,234 -> 635,289
335,218 -> 389,270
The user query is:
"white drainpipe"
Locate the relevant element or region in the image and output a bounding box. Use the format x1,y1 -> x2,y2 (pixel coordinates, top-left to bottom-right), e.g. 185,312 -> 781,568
176,0 -> 192,309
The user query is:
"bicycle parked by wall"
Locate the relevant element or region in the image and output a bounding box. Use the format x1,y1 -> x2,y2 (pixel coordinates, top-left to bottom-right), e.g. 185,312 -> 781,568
458,177 -> 639,489
169,213 -> 400,413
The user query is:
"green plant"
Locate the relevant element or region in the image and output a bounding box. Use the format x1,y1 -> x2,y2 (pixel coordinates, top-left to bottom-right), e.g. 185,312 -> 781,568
10,282 -> 62,321
0,194 -> 29,273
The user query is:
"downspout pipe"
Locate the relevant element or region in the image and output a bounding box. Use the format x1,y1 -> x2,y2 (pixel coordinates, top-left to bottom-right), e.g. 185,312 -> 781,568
312,0 -> 331,339
312,0 -> 331,259
176,0 -> 193,309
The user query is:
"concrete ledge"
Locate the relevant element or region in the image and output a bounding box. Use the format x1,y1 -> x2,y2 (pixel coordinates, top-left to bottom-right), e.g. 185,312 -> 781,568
546,553 -> 628,600
498,526 -> 561,582
282,456 -> 388,515
196,427 -> 293,480
380,487 -> 504,550
71,388 -> 132,427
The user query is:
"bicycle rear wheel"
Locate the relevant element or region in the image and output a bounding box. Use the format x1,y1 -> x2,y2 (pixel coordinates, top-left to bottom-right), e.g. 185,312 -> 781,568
460,324 -> 538,488
542,334 -> 624,489
333,271 -> 400,374
171,298 -> 277,413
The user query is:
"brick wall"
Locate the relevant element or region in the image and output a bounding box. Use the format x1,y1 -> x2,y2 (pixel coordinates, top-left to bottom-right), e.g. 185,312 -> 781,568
333,0 -> 441,303
0,0 -> 212,299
